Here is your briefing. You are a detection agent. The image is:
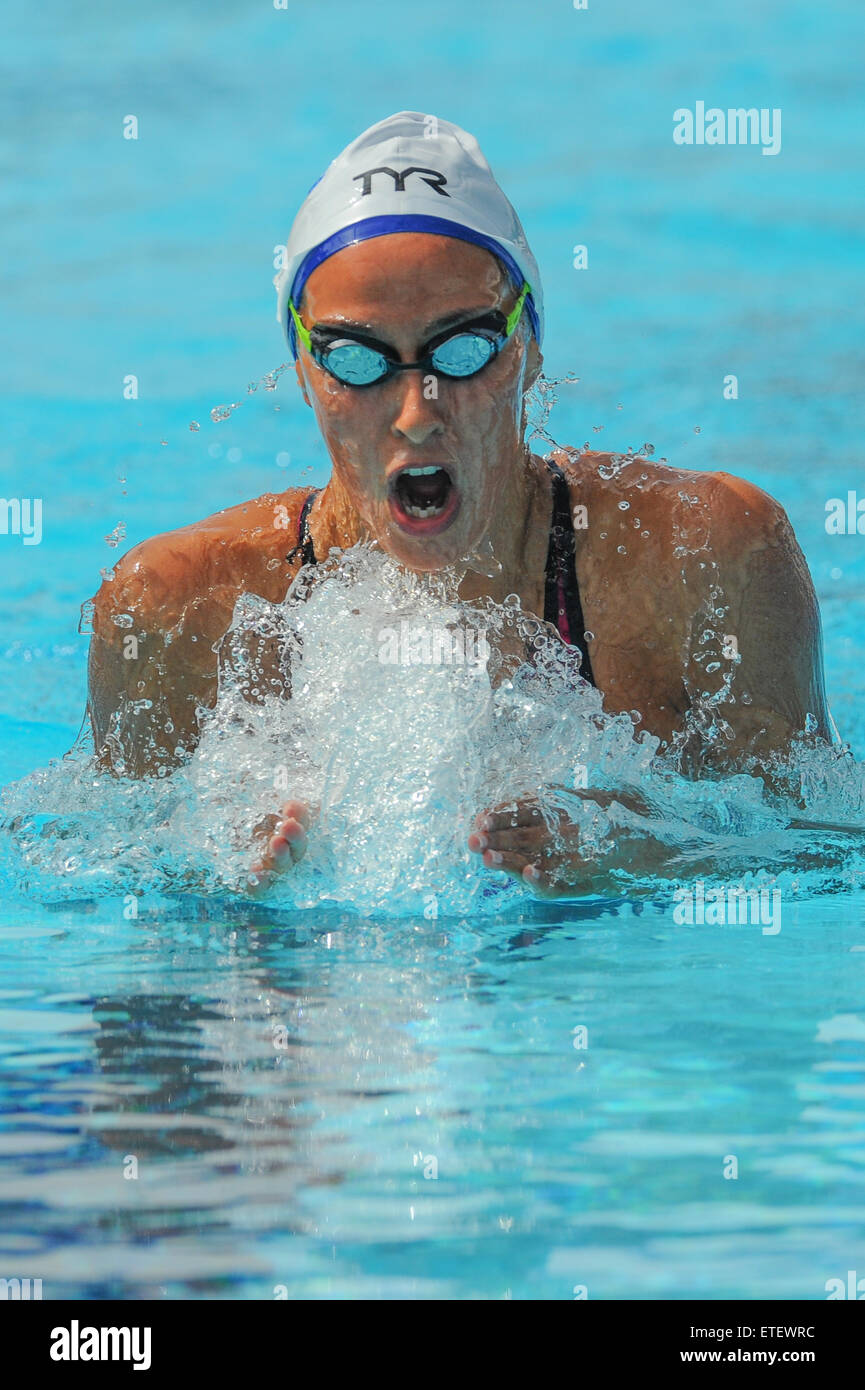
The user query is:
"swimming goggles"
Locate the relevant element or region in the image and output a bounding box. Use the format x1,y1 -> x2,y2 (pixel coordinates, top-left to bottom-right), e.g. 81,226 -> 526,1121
288,281 -> 531,387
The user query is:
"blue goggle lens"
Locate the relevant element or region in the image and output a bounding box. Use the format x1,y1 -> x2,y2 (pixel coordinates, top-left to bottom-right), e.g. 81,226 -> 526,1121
321,340 -> 391,385
430,332 -> 497,377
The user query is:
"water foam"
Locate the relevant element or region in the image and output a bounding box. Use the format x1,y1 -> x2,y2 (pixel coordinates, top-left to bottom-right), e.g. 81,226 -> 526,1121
3,543 -> 865,917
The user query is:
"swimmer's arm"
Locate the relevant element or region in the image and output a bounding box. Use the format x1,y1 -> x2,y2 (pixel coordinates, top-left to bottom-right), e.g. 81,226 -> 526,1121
87,540 -> 232,777
679,474 -> 831,779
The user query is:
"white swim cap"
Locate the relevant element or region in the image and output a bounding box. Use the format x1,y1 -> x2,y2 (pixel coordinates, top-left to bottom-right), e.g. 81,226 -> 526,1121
274,111 -> 544,356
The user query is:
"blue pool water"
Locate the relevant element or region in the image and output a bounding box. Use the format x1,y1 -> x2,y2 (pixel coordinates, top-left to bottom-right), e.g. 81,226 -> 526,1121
1,0 -> 864,1298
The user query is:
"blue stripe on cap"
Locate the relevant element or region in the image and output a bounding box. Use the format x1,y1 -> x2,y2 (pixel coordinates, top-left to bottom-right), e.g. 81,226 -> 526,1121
285,214 -> 540,356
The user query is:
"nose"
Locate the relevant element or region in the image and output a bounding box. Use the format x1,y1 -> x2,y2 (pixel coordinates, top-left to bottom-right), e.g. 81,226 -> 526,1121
390,369 -> 444,445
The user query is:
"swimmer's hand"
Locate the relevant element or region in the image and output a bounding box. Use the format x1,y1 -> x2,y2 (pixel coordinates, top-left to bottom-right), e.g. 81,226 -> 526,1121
469,789 -> 675,898
247,799 -> 315,897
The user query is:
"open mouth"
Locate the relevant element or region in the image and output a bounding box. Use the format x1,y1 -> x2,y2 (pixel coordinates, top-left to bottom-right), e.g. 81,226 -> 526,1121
388,465 -> 460,535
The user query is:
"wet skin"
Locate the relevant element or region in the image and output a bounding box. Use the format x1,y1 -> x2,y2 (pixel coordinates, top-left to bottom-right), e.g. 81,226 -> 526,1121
88,234 -> 831,897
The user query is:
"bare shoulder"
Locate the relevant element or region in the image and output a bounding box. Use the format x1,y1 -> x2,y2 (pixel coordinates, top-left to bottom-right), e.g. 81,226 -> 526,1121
92,487 -> 310,632
549,447 -> 792,556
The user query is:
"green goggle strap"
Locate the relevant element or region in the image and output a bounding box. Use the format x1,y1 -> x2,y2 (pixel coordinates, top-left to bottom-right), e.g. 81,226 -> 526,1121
288,297 -> 312,353
504,280 -> 531,337
288,279 -> 531,357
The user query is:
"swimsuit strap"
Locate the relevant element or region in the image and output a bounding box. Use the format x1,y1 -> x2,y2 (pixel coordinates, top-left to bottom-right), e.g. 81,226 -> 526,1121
286,488 -> 321,566
543,458 -> 595,686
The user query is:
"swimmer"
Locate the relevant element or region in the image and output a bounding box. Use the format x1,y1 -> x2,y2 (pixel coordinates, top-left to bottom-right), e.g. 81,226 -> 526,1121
87,112 -> 831,897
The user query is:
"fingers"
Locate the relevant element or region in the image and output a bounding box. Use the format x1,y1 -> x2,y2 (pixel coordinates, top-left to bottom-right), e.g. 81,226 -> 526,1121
469,798 -> 575,899
473,804 -> 547,834
280,799 -> 313,829
469,826 -> 548,855
247,799 -> 314,897
469,802 -> 551,857
478,847 -> 533,880
474,845 -> 566,899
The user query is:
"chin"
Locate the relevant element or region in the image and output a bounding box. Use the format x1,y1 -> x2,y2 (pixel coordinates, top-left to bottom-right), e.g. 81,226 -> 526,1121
384,534 -> 464,574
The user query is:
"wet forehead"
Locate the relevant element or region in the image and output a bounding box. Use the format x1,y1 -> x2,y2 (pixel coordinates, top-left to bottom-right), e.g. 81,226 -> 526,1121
302,233 -> 509,338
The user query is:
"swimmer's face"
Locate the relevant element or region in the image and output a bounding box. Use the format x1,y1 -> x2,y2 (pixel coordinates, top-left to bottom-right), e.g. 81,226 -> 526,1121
293,234 -> 541,571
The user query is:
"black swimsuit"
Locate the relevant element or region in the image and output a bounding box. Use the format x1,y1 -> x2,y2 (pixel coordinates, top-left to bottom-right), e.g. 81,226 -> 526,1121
287,458 -> 595,686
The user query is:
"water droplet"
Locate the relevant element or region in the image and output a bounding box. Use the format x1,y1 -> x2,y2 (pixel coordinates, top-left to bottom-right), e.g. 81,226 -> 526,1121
104,523 -> 126,549
742,692 -> 752,705
189,421 -> 200,432
706,661 -> 721,674
597,450 -> 628,481
112,613 -> 134,629
592,424 -> 604,433
805,712 -> 819,734
693,426 -> 701,434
